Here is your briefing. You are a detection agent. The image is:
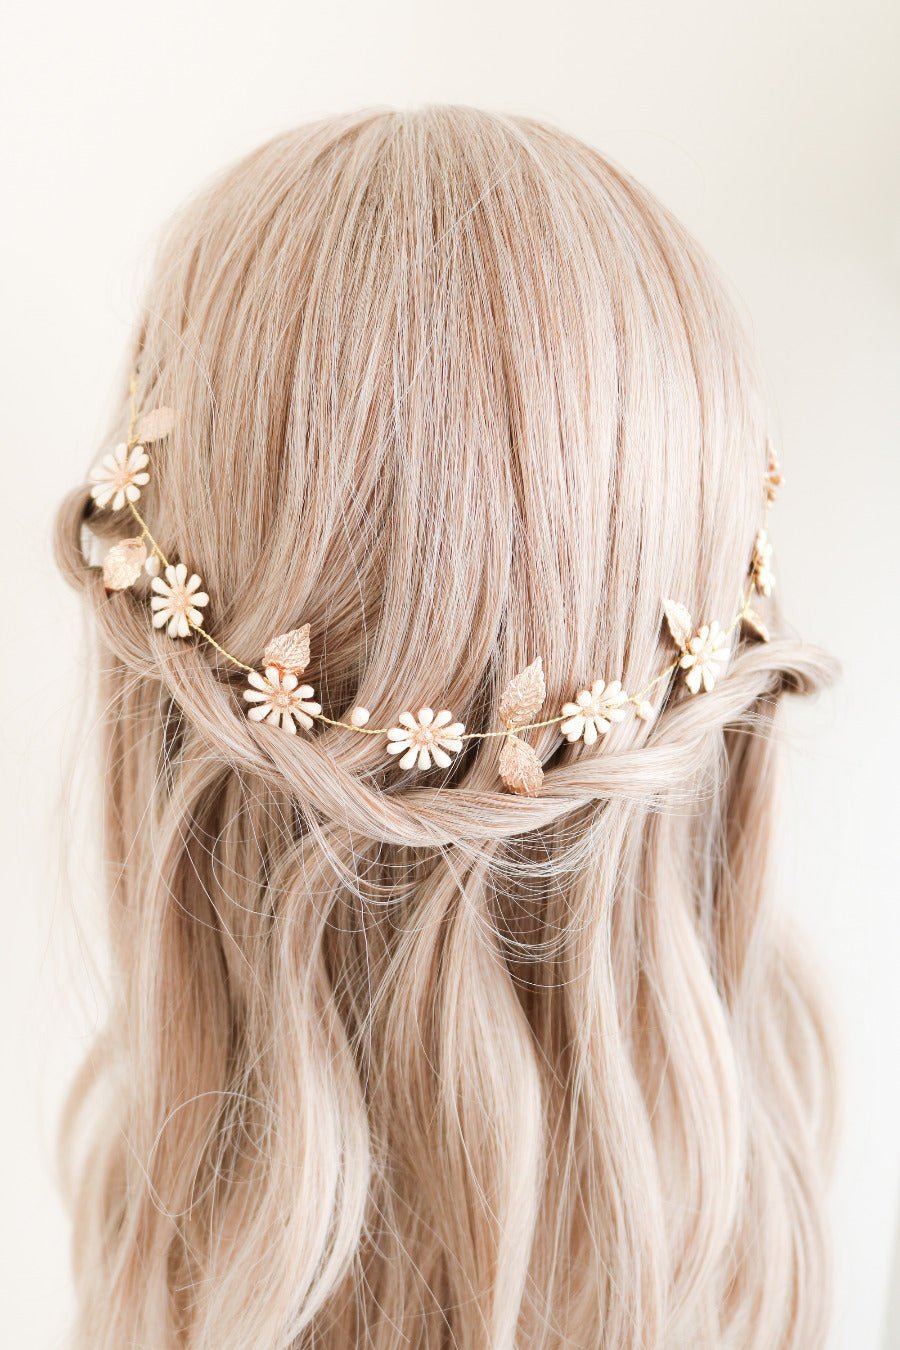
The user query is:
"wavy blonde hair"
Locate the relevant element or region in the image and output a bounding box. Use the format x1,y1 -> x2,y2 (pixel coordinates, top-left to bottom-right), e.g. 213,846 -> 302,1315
56,107 -> 836,1348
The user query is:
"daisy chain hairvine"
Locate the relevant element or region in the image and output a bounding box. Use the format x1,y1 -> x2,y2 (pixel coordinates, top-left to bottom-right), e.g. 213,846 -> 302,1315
86,373 -> 782,797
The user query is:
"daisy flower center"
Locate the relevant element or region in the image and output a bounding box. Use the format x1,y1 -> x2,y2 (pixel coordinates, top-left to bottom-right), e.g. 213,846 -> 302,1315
168,584 -> 192,614
112,464 -> 134,490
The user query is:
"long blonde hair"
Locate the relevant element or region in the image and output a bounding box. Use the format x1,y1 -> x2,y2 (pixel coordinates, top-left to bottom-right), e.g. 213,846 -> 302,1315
56,107 -> 836,1348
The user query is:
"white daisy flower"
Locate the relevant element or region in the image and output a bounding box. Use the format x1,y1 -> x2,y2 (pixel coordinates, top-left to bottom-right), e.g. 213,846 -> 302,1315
560,679 -> 628,744
149,562 -> 209,638
89,442 -> 150,510
386,707 -> 465,771
243,665 -> 322,734
679,621 -> 730,693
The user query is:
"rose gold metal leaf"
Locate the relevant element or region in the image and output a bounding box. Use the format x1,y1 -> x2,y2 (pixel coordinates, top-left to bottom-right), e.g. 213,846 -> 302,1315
263,623 -> 311,673
134,407 -> 176,442
764,437 -> 783,502
663,598 -> 693,652
102,537 -> 147,591
499,656 -> 546,728
742,607 -> 771,643
499,735 -> 544,796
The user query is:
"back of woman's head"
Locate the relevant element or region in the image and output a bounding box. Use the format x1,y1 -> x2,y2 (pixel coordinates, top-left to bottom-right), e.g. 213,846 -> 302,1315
56,106 -> 835,1348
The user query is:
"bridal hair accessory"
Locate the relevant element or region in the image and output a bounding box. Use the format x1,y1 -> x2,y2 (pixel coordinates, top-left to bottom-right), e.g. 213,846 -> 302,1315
86,373 -> 782,796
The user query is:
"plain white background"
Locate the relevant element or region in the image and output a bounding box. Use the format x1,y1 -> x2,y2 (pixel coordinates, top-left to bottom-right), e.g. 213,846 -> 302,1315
2,2 -> 898,1346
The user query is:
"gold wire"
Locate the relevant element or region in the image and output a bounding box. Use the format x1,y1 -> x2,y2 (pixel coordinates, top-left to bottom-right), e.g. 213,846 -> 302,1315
125,499 -> 259,674
112,379 -> 773,744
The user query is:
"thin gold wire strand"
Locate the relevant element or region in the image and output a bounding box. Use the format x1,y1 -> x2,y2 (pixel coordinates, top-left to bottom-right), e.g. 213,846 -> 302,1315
114,381 -> 773,744
126,492 -> 258,675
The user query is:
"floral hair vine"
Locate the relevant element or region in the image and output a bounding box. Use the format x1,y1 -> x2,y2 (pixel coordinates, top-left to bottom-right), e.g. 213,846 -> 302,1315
87,372 -> 782,797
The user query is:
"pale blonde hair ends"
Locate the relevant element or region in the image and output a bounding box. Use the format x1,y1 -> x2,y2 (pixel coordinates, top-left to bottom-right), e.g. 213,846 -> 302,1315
56,108 -> 836,1348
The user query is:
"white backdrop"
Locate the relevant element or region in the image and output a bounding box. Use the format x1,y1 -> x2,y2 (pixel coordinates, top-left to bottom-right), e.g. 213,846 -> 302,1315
2,2 -> 898,1346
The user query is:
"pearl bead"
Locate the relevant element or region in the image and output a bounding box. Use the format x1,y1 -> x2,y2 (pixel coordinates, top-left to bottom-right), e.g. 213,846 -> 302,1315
349,706 -> 370,727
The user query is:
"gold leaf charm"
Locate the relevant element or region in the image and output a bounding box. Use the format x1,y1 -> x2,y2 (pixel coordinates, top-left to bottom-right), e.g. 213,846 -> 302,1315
134,406 -> 176,443
263,623 -> 311,673
663,598 -> 693,652
742,607 -> 771,643
499,656 -> 546,728
102,537 -> 147,591
499,734 -> 544,796
764,438 -> 783,503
